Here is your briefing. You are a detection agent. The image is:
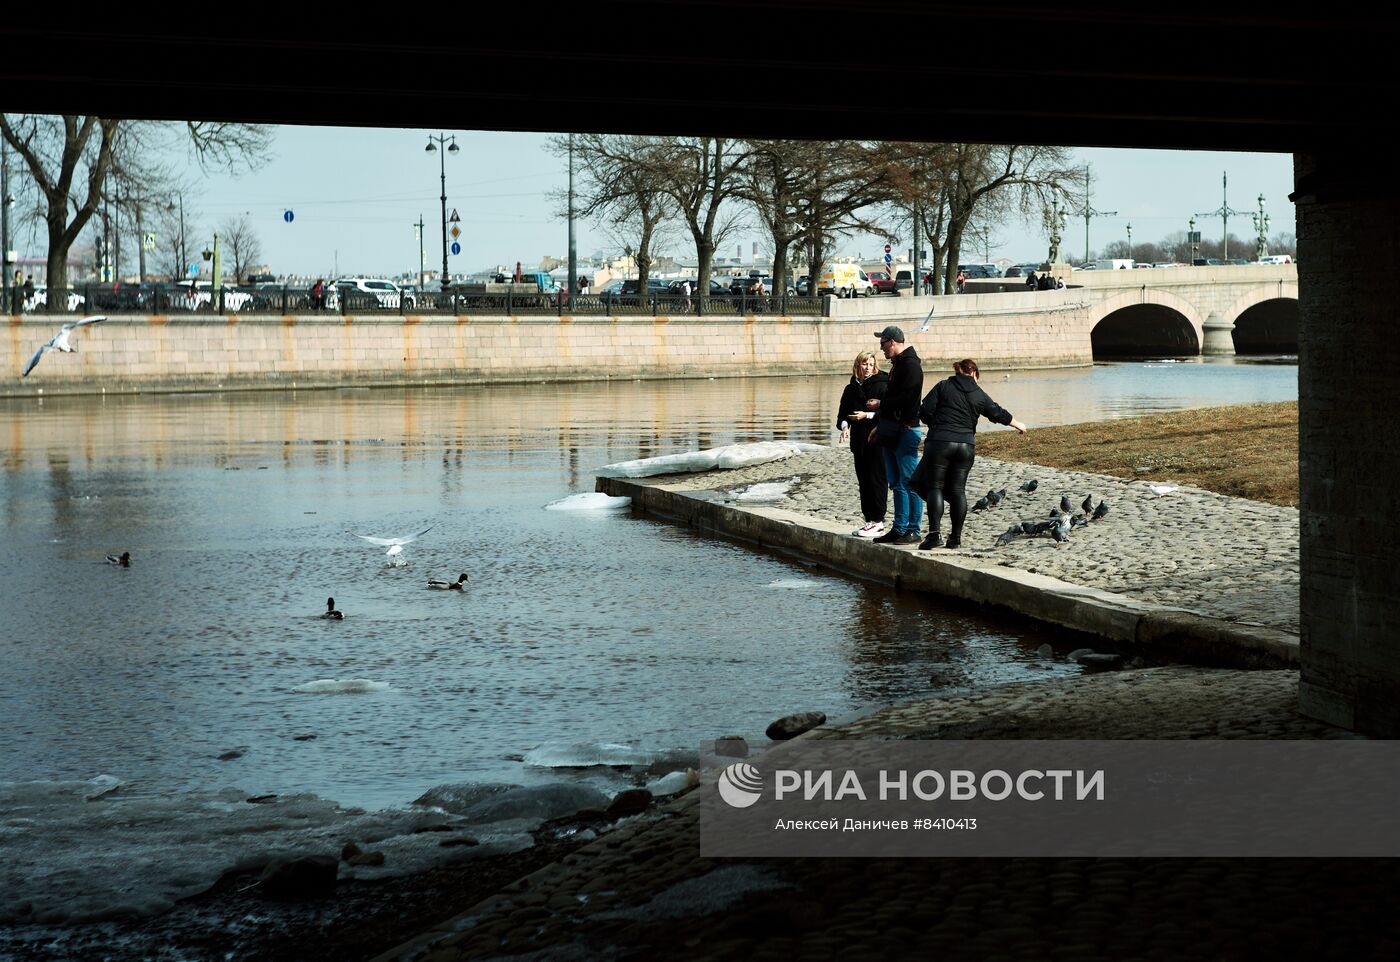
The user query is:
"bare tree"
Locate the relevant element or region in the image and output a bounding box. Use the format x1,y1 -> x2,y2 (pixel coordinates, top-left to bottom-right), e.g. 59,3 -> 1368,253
155,196 -> 198,282
0,113 -> 272,310
740,140 -> 894,297
647,137 -> 750,302
219,213 -> 262,282
885,143 -> 1081,293
549,134 -> 676,291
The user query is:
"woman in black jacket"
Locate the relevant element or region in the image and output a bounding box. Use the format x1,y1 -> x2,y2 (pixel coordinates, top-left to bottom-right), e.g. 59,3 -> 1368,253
838,351 -> 889,537
912,358 -> 1027,550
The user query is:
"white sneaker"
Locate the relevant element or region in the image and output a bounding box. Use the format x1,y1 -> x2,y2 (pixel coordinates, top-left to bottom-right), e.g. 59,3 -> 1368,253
855,522 -> 885,538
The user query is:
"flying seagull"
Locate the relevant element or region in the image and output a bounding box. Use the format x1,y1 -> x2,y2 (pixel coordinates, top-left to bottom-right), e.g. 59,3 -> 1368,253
22,316 -> 107,377
354,525 -> 434,566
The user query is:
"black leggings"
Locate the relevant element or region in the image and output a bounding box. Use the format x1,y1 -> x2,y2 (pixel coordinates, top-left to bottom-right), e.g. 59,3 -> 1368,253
921,440 -> 976,541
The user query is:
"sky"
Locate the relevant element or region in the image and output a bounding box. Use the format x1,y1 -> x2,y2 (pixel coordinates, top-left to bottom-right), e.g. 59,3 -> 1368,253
60,125 -> 1298,279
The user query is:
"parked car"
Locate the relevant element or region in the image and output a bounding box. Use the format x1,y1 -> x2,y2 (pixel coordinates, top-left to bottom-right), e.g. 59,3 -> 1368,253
1257,254 -> 1293,265
23,285 -> 86,313
795,274 -> 810,295
168,280 -> 254,312
819,264 -> 875,297
865,270 -> 898,295
1002,263 -> 1043,278
334,277 -> 413,310
1192,258 -> 1224,266
958,264 -> 1000,279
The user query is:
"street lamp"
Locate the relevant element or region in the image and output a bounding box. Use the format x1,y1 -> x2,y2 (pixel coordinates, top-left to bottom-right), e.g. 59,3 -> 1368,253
1126,222 -> 1132,261
1189,216 -> 1199,265
1252,193 -> 1270,261
425,133 -> 459,292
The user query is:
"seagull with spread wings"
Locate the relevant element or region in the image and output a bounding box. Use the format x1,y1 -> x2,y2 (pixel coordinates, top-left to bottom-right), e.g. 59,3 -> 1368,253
22,316 -> 107,377
354,525 -> 434,566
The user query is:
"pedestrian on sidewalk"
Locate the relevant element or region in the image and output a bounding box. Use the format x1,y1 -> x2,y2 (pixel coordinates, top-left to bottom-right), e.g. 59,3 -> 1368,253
867,326 -> 924,545
911,358 -> 1028,550
839,350 -> 889,538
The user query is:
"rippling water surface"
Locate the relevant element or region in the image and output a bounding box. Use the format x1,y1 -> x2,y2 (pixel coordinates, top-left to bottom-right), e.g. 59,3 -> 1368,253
0,360 -> 1295,808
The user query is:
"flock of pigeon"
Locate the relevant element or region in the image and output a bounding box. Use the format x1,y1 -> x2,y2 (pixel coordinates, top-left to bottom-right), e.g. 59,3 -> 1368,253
964,478 -> 1111,547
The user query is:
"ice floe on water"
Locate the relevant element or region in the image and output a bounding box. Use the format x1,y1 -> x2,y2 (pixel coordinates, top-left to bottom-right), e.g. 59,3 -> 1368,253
766,578 -> 819,590
290,679 -> 390,695
523,741 -> 699,772
543,492 -> 633,511
597,441 -> 825,478
0,773 -> 645,925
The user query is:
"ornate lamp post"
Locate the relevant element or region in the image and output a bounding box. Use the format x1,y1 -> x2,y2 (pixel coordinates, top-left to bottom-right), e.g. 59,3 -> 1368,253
1126,222 -> 1132,261
1252,193 -> 1270,261
425,133 -> 459,291
1189,217 -> 1199,264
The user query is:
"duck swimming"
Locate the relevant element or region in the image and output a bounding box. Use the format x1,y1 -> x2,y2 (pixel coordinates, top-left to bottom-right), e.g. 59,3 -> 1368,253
428,573 -> 470,590
106,552 -> 130,567
320,597 -> 344,620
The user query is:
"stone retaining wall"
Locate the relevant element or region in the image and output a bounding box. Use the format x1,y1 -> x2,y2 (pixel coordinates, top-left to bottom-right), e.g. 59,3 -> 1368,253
4,299 -> 1093,397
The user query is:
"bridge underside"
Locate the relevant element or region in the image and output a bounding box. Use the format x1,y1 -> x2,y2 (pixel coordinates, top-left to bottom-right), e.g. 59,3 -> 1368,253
1233,300 -> 1299,355
1092,307 -> 1199,358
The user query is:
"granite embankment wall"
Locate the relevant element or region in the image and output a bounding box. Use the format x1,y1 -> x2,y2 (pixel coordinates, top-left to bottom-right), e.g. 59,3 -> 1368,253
3,292 -> 1094,397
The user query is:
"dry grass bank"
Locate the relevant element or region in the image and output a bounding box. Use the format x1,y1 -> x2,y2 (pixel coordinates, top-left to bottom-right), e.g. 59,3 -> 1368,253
978,401 -> 1299,507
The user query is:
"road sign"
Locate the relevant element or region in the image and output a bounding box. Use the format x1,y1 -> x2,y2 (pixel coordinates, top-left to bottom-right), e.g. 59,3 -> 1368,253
884,253 -> 893,264
450,225 -> 461,240
449,208 -> 461,223
884,244 -> 892,253
101,264 -> 112,282
450,242 -> 461,256
143,232 -> 156,251
283,210 -> 294,223
187,264 -> 199,278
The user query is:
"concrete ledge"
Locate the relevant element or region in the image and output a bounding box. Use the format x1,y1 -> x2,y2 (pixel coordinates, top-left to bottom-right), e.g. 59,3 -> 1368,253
596,474 -> 1298,670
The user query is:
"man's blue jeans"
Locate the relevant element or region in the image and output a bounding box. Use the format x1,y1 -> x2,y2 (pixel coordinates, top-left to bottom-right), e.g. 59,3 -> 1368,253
882,425 -> 924,534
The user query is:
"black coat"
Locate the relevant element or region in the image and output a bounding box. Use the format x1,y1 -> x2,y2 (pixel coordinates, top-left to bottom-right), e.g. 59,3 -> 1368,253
837,371 -> 889,451
919,374 -> 1013,444
878,347 -> 923,428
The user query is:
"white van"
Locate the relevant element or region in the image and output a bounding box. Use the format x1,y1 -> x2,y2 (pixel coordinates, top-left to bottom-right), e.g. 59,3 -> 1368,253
1257,255 -> 1293,265
819,263 -> 875,297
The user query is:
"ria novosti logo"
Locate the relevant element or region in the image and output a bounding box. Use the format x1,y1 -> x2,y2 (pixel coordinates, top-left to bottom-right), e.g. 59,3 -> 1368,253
717,763 -> 763,808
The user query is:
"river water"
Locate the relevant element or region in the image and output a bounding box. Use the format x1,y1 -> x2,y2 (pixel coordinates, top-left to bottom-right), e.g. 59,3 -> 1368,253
0,358 -> 1296,812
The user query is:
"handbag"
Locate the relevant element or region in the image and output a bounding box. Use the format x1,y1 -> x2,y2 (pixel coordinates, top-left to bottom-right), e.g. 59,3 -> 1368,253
874,417 -> 903,449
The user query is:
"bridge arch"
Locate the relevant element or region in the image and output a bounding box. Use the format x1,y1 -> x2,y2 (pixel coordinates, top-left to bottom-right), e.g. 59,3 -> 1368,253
1088,288 -> 1203,358
1223,281 -> 1300,354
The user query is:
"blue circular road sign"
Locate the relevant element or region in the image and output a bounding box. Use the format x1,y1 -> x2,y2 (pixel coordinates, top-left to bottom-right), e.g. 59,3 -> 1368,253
283,210 -> 294,223
450,242 -> 461,256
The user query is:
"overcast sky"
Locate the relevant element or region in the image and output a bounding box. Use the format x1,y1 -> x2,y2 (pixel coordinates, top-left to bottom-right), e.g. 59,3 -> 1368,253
124,126 -> 1298,278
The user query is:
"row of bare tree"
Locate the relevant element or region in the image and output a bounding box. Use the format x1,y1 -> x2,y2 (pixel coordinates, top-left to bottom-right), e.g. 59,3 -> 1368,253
553,136 -> 1084,296
1,114 -> 272,299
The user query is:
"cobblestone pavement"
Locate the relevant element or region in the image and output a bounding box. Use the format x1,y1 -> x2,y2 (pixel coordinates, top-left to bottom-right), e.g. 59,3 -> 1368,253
662,447 -> 1300,634
380,669 -> 1397,962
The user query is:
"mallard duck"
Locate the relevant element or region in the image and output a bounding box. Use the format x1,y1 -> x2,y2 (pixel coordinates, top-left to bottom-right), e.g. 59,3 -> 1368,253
106,551 -> 130,567
320,597 -> 344,620
428,573 -> 470,590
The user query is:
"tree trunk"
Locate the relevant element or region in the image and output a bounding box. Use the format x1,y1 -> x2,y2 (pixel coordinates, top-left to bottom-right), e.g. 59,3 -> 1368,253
636,220 -> 654,290
45,213 -> 68,313
696,241 -> 714,308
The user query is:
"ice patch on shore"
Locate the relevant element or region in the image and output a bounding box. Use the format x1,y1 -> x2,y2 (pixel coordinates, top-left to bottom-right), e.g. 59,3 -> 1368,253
597,441 -> 824,479
415,782 -> 609,822
291,679 -> 389,695
731,480 -> 795,502
0,780 -> 531,925
544,493 -> 632,511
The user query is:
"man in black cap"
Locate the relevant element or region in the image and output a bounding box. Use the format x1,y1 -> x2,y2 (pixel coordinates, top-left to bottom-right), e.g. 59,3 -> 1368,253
866,325 -> 924,544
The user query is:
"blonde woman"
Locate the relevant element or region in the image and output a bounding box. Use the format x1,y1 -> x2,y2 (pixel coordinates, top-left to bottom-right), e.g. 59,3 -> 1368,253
838,350 -> 890,537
